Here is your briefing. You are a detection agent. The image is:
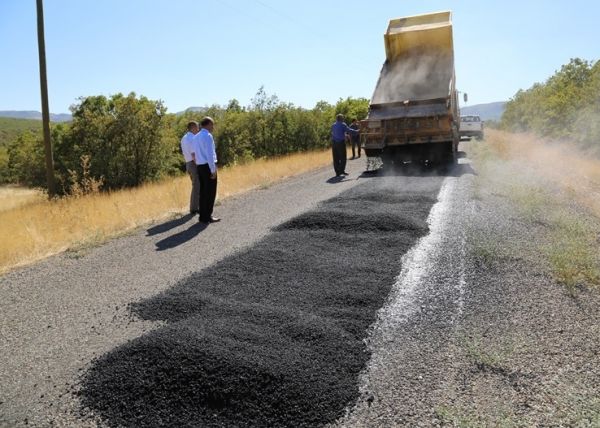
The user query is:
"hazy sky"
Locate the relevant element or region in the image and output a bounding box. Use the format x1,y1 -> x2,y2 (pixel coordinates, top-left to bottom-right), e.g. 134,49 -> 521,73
1,1 -> 598,113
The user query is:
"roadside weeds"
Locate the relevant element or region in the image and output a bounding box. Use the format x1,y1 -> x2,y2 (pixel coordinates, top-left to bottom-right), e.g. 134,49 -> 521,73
0,149 -> 332,274
433,131 -> 600,427
469,130 -> 600,294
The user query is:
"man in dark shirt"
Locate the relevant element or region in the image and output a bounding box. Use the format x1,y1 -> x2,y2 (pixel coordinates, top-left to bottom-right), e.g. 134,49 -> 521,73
349,118 -> 361,159
331,114 -> 359,177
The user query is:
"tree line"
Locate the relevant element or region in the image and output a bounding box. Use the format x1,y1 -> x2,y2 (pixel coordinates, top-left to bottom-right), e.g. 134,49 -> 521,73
2,88 -> 368,193
501,58 -> 600,155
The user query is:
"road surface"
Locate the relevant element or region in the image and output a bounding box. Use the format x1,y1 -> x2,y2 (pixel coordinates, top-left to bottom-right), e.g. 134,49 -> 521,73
2,152 -> 599,427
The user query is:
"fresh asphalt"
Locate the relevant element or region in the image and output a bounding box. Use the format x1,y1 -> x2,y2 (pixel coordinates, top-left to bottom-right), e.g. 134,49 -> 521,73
0,158 -> 477,427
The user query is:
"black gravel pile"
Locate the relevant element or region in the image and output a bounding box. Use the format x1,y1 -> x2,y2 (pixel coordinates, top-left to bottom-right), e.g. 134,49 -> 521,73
79,181 -> 439,427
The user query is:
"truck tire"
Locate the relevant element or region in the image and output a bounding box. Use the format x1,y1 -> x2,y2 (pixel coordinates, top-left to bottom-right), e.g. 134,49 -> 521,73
445,141 -> 458,167
365,149 -> 383,157
381,152 -> 394,170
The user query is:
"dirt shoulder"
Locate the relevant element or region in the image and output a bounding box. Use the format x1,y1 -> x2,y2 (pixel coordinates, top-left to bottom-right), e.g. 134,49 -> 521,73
337,134 -> 600,427
435,135 -> 600,426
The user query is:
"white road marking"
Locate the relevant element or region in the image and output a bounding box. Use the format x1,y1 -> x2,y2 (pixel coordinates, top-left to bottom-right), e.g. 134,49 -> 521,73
373,176 -> 462,342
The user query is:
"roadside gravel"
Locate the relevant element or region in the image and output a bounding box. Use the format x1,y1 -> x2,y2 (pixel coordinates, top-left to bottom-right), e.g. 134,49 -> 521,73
335,149 -> 600,427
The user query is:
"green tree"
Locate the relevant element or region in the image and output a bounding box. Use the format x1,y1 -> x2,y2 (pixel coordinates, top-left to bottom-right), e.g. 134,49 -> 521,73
334,97 -> 370,122
501,58 -> 600,155
65,93 -> 178,188
1,88 -> 373,190
6,131 -> 47,187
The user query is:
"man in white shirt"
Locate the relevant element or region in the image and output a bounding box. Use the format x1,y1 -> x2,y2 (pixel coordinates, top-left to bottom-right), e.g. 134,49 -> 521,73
181,122 -> 200,214
181,121 -> 200,214
191,117 -> 220,224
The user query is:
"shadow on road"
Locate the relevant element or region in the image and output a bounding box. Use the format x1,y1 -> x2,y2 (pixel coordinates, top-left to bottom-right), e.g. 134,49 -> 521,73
360,160 -> 477,179
154,222 -> 208,251
146,213 -> 195,236
326,175 -> 354,184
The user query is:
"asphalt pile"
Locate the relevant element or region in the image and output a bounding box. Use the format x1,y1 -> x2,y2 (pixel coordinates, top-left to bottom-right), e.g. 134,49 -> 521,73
79,180 -> 439,427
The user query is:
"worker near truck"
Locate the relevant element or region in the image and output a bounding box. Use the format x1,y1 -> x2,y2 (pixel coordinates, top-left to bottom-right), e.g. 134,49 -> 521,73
349,119 -> 361,159
331,114 -> 359,177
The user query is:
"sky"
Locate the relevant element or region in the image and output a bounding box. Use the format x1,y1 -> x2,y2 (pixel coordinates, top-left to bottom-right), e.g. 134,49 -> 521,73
1,0 -> 599,114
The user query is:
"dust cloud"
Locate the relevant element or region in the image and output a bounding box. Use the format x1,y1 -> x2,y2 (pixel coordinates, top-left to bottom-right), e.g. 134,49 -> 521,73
371,51 -> 453,104
475,129 -> 600,219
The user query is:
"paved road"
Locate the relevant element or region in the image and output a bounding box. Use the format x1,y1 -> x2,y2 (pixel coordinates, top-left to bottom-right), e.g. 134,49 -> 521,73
1,161 -> 371,427
0,157 -> 478,427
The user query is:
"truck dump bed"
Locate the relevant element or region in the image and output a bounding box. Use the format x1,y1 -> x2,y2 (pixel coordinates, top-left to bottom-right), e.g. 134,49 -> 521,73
370,11 -> 454,110
362,11 -> 460,164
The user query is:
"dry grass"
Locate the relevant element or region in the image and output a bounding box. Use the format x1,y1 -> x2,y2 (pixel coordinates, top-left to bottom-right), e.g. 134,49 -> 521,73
471,130 -> 600,291
481,130 -> 600,219
0,186 -> 45,212
0,149 -> 332,274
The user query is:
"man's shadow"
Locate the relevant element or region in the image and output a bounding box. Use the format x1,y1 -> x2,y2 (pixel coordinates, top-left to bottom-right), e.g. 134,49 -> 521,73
147,213 -> 195,236
154,221 -> 208,251
326,175 -> 353,184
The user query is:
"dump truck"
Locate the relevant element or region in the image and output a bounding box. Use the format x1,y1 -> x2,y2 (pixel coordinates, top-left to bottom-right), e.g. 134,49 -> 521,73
361,11 -> 464,167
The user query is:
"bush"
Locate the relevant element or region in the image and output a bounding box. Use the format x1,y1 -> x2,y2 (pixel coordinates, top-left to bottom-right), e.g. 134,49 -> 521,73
6,131 -> 47,187
2,89 -> 369,191
501,58 -> 600,154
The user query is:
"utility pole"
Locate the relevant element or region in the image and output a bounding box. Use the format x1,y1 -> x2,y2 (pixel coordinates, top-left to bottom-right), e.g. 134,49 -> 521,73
36,0 -> 57,197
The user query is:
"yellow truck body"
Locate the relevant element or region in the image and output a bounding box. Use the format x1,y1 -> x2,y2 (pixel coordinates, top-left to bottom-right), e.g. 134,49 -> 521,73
362,11 -> 460,166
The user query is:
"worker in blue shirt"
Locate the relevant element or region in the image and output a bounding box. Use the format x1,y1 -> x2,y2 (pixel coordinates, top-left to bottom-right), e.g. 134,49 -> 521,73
331,114 -> 359,176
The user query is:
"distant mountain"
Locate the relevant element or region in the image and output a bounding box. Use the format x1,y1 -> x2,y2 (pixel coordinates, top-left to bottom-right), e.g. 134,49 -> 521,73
175,106 -> 208,116
0,110 -> 72,123
460,101 -> 506,121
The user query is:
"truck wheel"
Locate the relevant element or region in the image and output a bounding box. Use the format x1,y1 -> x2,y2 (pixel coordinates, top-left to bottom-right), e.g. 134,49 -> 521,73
445,142 -> 458,167
381,153 -> 394,170
365,149 -> 382,157
449,150 -> 458,165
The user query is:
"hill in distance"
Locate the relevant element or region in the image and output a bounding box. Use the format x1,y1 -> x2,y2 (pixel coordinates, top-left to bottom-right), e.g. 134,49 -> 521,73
460,101 -> 506,121
0,117 -> 42,147
0,110 -> 72,123
2,102 -> 508,123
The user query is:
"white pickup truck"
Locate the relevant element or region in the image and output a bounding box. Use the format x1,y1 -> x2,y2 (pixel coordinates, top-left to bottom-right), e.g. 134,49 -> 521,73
459,115 -> 484,140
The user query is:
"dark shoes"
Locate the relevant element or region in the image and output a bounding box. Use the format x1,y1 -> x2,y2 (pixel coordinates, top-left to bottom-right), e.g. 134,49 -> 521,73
190,210 -> 199,215
199,216 -> 221,224
341,171 -> 349,176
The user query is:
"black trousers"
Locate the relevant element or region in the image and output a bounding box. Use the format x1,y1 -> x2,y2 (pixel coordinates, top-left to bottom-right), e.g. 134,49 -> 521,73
351,138 -> 361,158
197,164 -> 217,222
332,141 -> 347,175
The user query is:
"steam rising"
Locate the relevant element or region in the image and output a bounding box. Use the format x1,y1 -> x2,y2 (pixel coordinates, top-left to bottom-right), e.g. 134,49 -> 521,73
371,51 -> 453,104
